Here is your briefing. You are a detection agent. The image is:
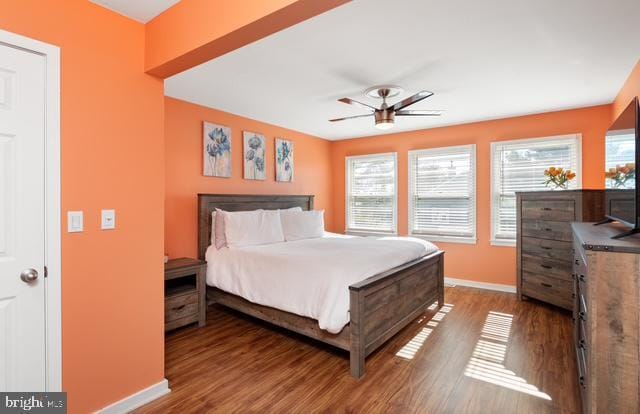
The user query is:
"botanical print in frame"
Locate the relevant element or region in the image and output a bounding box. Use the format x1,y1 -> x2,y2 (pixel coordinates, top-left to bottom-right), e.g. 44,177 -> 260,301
203,122 -> 232,177
275,138 -> 294,182
243,131 -> 266,180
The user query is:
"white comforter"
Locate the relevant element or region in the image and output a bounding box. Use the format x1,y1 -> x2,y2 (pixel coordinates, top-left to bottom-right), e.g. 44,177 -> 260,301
206,233 -> 439,334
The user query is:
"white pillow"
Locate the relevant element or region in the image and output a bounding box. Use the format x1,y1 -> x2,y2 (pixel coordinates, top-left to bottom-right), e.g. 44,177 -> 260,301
224,209 -> 285,248
212,206 -> 301,248
280,210 -> 325,241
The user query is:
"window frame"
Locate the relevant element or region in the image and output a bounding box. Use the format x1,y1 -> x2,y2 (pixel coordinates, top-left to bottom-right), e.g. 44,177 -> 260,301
345,152 -> 398,236
408,144 -> 477,244
490,134 -> 582,247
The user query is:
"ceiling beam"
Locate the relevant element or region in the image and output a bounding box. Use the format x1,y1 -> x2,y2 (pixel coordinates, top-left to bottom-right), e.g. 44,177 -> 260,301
145,0 -> 350,79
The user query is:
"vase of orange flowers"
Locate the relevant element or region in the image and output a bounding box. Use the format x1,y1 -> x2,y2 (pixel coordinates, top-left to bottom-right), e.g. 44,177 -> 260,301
605,163 -> 635,188
543,167 -> 576,190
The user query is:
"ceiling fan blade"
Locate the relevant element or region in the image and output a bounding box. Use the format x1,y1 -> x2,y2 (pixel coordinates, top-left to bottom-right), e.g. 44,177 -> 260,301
396,110 -> 443,116
329,114 -> 372,122
338,98 -> 377,112
390,90 -> 434,111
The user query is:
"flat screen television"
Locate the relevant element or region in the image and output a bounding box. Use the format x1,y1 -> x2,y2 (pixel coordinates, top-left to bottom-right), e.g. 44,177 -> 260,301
604,96 -> 640,238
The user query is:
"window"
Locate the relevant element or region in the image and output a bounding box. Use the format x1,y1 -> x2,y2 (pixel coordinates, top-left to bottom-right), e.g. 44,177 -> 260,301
346,153 -> 397,234
491,135 -> 582,245
606,131 -> 635,189
409,145 -> 476,243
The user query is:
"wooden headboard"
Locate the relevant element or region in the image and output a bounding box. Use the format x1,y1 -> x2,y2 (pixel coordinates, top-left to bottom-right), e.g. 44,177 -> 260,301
197,194 -> 315,260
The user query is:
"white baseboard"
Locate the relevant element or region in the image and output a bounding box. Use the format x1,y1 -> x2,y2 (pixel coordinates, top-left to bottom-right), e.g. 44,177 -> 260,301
445,277 -> 516,293
99,379 -> 170,414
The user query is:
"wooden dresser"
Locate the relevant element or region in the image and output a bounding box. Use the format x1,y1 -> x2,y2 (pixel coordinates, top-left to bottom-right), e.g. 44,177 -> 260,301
572,222 -> 640,413
516,190 -> 605,310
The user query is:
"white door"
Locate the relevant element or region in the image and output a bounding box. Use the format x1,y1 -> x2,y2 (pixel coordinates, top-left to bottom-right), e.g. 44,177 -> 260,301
0,42 -> 47,391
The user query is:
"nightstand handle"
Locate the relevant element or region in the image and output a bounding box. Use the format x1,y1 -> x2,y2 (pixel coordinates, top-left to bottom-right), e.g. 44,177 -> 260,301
173,304 -> 186,311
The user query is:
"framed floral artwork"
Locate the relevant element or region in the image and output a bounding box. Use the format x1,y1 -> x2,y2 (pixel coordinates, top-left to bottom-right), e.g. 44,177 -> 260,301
276,138 -> 294,182
243,131 -> 266,180
203,122 -> 232,177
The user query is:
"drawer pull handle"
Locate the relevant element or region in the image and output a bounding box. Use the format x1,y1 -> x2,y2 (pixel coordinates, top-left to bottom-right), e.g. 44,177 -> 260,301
541,282 -> 553,288
541,246 -> 552,250
172,304 -> 186,311
540,264 -> 552,269
541,207 -> 552,211
544,228 -> 552,232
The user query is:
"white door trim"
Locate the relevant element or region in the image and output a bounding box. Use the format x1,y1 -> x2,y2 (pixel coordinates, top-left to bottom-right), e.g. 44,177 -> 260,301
0,29 -> 62,392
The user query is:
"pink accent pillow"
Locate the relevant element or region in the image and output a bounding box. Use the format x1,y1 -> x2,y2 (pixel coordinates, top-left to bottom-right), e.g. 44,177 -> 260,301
215,209 -> 227,249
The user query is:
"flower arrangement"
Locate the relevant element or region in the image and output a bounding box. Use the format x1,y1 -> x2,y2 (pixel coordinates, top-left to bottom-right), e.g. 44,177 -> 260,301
605,163 -> 636,188
543,166 -> 576,190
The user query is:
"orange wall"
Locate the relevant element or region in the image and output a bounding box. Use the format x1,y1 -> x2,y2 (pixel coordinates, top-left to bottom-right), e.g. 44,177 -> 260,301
613,60 -> 640,119
164,97 -> 334,259
0,1 -> 165,413
331,105 -> 611,286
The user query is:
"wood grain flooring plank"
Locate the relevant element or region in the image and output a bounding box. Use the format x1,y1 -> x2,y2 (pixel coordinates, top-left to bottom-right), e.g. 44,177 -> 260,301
135,287 -> 579,414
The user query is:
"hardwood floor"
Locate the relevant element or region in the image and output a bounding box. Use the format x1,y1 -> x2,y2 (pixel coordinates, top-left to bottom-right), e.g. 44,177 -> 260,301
136,286 -> 580,413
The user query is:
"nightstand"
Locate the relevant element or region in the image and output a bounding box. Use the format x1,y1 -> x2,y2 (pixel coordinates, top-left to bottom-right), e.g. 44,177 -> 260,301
164,257 -> 206,331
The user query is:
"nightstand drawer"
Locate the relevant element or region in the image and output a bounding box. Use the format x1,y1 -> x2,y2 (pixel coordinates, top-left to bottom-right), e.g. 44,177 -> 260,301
165,292 -> 198,322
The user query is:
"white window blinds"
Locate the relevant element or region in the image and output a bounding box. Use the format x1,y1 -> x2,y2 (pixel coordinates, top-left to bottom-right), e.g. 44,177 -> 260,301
492,135 -> 581,243
606,131 -> 635,189
346,153 -> 397,234
409,145 -> 476,242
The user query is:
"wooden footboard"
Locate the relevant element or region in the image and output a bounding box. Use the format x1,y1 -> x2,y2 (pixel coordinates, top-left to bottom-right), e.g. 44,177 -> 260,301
348,250 -> 445,378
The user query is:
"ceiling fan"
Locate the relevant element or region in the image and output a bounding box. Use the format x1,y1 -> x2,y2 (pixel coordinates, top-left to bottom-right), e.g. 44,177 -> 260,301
329,85 -> 443,130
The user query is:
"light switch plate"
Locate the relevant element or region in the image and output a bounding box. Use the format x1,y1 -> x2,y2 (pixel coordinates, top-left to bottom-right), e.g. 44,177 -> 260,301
101,209 -> 116,230
68,211 -> 83,233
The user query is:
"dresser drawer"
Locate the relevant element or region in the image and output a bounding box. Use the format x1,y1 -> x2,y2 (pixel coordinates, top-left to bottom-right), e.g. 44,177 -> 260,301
522,271 -> 573,309
165,292 -> 198,322
521,220 -> 573,242
522,254 -> 572,281
522,237 -> 573,261
521,200 -> 575,221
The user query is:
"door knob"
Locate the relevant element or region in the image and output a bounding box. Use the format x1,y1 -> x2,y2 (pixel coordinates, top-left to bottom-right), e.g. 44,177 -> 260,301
20,268 -> 38,283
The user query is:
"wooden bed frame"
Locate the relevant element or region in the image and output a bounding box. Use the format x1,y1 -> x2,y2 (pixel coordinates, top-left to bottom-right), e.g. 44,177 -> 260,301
198,194 -> 445,378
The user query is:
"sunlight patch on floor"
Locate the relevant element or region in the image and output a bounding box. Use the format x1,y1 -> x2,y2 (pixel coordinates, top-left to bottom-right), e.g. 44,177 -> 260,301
463,311 -> 552,400
395,303 -> 453,360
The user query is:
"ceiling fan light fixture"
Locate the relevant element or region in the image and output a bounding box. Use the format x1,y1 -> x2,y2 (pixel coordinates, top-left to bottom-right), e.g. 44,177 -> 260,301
374,110 -> 395,130
375,120 -> 394,130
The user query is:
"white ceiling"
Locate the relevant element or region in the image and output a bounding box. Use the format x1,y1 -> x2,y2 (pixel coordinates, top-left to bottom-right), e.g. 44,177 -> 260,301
165,0 -> 640,140
90,0 -> 180,23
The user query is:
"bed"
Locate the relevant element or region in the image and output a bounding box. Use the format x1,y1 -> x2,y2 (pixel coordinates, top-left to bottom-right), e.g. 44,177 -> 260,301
198,194 -> 445,378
